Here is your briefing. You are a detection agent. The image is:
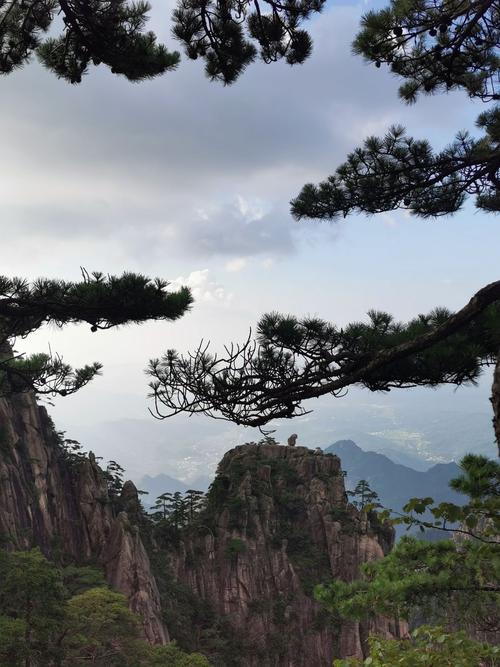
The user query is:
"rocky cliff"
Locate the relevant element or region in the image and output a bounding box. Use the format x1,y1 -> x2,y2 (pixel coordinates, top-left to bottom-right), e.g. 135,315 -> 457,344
0,389 -> 404,665
160,442 -> 404,666
0,391 -> 167,644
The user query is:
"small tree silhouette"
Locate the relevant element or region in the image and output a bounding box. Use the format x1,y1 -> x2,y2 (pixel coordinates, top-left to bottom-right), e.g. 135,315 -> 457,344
347,480 -> 380,511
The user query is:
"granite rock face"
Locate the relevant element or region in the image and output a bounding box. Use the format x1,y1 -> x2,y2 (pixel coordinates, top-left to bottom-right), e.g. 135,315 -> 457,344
169,443 -> 405,666
0,391 -> 167,644
0,389 -> 404,664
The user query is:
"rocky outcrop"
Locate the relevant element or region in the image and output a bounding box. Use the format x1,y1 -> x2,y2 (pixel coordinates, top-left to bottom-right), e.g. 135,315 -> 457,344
167,443 -> 405,666
0,389 -> 405,664
0,391 -> 167,644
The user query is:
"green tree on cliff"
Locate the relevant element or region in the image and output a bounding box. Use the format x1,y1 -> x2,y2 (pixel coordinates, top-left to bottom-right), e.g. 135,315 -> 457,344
147,0 -> 500,454
0,270 -> 192,398
61,587 -> 147,665
151,492 -> 175,521
0,548 -> 66,666
333,626 -> 499,667
0,548 -> 210,666
184,489 -> 205,521
347,480 -> 380,511
104,460 -> 126,500
315,455 -> 500,641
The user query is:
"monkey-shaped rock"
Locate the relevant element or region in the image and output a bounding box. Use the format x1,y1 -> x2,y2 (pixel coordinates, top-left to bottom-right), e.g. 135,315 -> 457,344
287,434 -> 298,447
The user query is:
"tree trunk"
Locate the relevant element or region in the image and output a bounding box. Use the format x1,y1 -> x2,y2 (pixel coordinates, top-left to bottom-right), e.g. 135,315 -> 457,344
491,352 -> 500,457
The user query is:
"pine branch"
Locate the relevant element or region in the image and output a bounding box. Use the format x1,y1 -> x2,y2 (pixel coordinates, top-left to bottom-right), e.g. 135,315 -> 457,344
147,280 -> 500,431
0,270 -> 192,398
292,119 -> 500,219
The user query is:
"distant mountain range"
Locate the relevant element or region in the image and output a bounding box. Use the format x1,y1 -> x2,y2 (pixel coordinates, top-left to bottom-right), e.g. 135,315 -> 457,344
324,439 -> 463,536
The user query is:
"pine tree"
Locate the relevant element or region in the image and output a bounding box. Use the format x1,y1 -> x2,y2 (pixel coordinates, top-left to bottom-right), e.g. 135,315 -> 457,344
315,455 -> 500,639
184,489 -> 205,522
104,460 -> 125,501
148,280 -> 500,451
333,627 -> 499,667
151,492 -> 174,521
0,270 -> 192,398
172,0 -> 324,84
0,547 -> 213,665
291,0 -> 499,219
170,490 -> 188,529
347,479 -> 380,511
0,0 -> 179,83
0,0 -> 324,84
146,0 -> 500,454
0,548 -> 66,665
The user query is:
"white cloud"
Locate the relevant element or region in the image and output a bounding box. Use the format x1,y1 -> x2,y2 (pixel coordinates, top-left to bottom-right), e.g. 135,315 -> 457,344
225,257 -> 248,272
235,195 -> 267,222
172,269 -> 233,305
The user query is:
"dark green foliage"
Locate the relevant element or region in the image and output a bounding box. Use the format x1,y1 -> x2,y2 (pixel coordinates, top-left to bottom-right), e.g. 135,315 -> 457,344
316,536 -> 500,635
151,492 -> 175,521
273,459 -> 301,485
169,491 -> 189,529
225,538 -> 247,562
352,0 -> 499,104
275,490 -> 306,519
0,270 -> 191,398
61,564 -> 107,596
104,460 -> 125,503
148,551 -> 239,665
185,489 -> 206,522
311,606 -> 333,632
0,0 -> 324,84
291,118 -> 500,218
0,548 -> 66,664
0,424 -> 11,458
292,0 -> 499,219
0,615 -> 26,666
450,453 -> 500,499
0,271 -> 192,335
172,0 -> 322,84
346,479 -> 380,510
149,642 -> 211,666
329,507 -> 351,522
316,455 -> 500,638
148,282 -> 500,428
285,533 -> 332,595
0,1 -> 179,83
329,507 -> 357,534
272,596 -> 288,625
0,547 -> 209,666
149,489 -> 207,546
55,432 -> 88,470
334,626 -> 500,667
226,496 -> 247,530
247,597 -> 269,614
383,454 -> 500,542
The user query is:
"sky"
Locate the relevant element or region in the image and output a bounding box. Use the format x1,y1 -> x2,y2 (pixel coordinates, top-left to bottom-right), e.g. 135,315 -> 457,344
1,0 -> 498,482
